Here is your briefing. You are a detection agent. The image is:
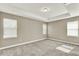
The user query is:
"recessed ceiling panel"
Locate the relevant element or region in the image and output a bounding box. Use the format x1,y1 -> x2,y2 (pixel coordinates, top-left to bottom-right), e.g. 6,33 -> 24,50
9,3 -> 68,18
0,3 -> 78,22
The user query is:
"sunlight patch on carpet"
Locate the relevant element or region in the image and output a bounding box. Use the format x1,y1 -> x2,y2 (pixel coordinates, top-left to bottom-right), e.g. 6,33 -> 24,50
56,45 -> 74,53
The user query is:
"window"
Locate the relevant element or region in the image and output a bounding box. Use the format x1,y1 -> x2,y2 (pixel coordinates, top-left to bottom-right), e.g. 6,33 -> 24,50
3,18 -> 17,38
67,21 -> 78,37
43,24 -> 47,34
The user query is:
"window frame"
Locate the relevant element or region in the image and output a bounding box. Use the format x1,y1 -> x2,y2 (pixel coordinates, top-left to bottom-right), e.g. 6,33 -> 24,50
3,18 -> 18,39
43,23 -> 47,34
67,20 -> 78,37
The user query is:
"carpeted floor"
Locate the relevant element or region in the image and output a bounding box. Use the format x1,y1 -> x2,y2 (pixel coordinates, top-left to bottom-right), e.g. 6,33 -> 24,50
0,39 -> 79,56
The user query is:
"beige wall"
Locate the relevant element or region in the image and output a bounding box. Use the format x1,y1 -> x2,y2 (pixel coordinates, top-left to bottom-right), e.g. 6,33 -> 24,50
1,11 -> 79,48
48,16 -> 79,45
0,12 -> 46,48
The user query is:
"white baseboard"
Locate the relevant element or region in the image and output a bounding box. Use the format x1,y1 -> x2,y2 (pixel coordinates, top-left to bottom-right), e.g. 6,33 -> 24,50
49,38 -> 79,46
0,38 -> 46,50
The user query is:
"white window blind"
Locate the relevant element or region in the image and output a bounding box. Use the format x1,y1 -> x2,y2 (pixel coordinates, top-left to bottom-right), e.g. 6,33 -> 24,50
67,21 -> 78,37
3,18 -> 17,38
43,24 -> 47,34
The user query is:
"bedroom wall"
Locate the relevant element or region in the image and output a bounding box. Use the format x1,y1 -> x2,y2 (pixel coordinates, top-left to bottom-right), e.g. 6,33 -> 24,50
0,12 -> 46,48
48,16 -> 79,45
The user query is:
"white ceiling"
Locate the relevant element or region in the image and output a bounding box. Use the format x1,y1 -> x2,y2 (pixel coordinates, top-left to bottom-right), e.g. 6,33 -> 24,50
0,3 -> 79,22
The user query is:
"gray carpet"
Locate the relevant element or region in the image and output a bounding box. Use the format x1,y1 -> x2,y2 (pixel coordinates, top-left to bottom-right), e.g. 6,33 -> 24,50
0,39 -> 79,56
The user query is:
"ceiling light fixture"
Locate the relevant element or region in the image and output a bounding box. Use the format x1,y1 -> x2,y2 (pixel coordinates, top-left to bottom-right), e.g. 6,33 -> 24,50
41,7 -> 50,13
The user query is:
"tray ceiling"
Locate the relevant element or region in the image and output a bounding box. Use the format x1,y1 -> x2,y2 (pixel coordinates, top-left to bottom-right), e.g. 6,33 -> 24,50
0,3 -> 79,22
